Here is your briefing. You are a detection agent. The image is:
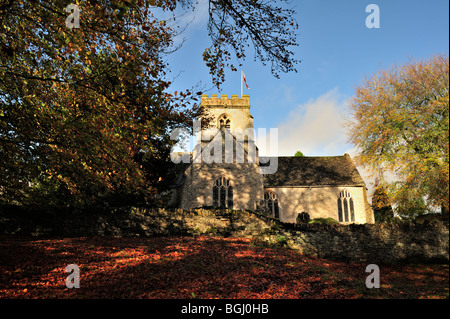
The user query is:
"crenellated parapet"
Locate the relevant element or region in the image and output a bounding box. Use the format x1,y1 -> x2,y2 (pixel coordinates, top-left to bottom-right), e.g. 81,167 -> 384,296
201,94 -> 250,109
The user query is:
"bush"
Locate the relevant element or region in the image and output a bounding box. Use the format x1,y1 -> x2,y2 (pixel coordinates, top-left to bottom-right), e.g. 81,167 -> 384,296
308,217 -> 339,225
296,212 -> 310,224
276,235 -> 288,247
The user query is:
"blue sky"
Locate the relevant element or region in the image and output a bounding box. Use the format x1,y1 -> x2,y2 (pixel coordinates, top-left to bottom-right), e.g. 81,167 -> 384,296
159,0 -> 449,159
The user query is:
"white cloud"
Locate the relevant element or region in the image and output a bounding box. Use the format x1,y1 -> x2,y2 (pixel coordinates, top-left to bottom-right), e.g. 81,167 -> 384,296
258,88 -> 351,157
172,0 -> 209,30
151,0 -> 209,47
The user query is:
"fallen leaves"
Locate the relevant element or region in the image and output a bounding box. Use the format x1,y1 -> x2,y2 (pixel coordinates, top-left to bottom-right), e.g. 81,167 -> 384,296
0,235 -> 448,299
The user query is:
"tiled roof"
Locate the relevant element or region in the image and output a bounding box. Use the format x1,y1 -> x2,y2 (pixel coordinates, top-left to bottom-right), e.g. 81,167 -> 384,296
262,154 -> 366,187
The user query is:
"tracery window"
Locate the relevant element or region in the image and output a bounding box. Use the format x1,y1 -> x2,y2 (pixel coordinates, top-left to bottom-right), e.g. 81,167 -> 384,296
212,177 -> 233,208
338,189 -> 355,223
264,191 -> 279,219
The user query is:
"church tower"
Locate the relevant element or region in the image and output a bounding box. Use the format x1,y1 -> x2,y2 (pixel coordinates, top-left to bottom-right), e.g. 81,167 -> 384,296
194,94 -> 259,164
200,94 -> 254,132
178,94 -> 265,210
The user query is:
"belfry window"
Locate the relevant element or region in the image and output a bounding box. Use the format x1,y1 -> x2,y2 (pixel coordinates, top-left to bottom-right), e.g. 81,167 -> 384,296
218,114 -> 231,130
338,190 -> 355,223
213,177 -> 233,209
264,191 -> 280,219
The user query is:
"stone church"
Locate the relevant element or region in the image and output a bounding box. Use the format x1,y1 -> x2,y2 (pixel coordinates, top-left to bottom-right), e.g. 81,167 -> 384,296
170,94 -> 374,224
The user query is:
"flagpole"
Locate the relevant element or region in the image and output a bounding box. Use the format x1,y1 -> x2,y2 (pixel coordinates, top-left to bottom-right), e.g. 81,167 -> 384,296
241,70 -> 243,98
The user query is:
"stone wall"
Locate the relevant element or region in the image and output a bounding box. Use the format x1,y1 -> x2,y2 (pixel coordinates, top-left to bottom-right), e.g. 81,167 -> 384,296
0,206 -> 269,238
1,206 -> 447,264
257,213 -> 449,264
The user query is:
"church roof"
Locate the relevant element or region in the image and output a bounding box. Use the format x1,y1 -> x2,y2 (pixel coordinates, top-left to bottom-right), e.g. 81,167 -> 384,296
262,154 -> 366,187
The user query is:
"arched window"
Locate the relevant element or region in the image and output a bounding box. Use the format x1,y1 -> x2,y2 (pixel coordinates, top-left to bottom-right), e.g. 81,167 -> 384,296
218,114 -> 231,130
338,190 -> 355,223
264,191 -> 280,219
213,177 -> 233,209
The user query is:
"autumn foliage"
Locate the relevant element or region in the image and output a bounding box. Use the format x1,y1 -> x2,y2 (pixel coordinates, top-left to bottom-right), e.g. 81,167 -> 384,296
372,184 -> 394,223
0,235 -> 448,299
0,1 -> 205,208
348,54 -> 449,216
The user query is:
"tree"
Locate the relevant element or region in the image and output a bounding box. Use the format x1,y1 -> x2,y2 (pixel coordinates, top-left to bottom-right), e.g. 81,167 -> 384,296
204,0 -> 299,86
0,0 -> 201,208
371,184 -> 394,223
0,0 -> 299,208
348,54 -> 449,217
294,151 -> 304,157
